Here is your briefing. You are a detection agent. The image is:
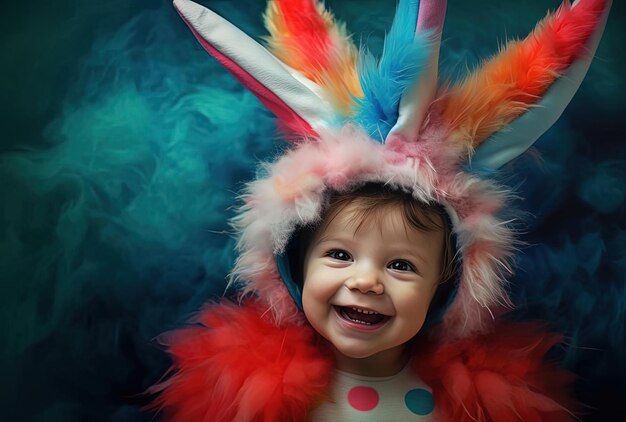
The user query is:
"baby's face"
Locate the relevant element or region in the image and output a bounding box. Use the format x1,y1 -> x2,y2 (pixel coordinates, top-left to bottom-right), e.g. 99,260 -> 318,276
302,202 -> 444,361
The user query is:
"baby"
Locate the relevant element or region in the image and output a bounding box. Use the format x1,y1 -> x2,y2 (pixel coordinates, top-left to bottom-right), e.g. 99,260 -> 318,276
297,184 -> 458,418
152,0 -> 611,420
300,185 -> 454,373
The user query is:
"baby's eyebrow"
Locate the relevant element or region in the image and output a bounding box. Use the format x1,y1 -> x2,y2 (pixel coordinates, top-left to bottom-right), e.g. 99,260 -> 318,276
385,243 -> 429,264
314,234 -> 352,245
312,225 -> 358,243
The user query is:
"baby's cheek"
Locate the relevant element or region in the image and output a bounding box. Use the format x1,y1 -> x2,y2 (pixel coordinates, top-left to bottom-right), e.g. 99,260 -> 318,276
301,280 -> 327,315
301,291 -> 316,325
303,270 -> 338,299
301,286 -> 332,340
393,288 -> 432,320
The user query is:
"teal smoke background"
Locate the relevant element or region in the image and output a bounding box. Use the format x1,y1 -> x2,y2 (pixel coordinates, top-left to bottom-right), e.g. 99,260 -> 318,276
1,0 -> 624,420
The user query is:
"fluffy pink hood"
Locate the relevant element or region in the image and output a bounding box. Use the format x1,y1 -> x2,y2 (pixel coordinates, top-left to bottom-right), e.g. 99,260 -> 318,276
230,124 -> 514,338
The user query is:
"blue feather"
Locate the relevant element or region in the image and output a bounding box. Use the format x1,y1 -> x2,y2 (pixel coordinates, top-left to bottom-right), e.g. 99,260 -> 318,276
353,0 -> 432,142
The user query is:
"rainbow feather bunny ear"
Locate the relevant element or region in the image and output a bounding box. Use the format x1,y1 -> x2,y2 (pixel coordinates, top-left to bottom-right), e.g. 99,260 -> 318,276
173,0 -> 337,137
174,0 -> 609,164
442,0 -> 612,170
173,0 -> 445,142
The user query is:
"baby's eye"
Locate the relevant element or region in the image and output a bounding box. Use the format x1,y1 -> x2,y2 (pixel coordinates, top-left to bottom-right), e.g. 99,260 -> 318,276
388,260 -> 415,272
326,249 -> 352,261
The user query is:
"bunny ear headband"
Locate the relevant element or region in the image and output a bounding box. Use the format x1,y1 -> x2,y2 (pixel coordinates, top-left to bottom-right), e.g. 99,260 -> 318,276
174,0 -> 610,338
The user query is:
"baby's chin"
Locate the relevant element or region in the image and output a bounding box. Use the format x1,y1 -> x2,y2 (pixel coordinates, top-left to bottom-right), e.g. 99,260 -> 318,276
335,346 -> 379,360
330,339 -> 399,360
329,341 -> 412,376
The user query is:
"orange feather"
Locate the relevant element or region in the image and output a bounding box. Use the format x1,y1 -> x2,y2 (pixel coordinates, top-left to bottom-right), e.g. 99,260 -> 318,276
264,0 -> 363,116
440,0 -> 607,149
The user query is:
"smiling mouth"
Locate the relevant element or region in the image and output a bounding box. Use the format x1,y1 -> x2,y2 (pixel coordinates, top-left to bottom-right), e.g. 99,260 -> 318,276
335,306 -> 390,326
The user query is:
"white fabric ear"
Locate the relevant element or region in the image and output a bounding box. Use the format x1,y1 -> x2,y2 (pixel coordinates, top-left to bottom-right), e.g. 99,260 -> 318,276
469,0 -> 611,171
387,0 -> 447,143
174,0 -> 335,134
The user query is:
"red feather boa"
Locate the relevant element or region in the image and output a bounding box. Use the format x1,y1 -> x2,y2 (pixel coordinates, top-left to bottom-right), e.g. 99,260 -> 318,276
413,323 -> 576,421
149,301 -> 575,421
148,301 -> 333,421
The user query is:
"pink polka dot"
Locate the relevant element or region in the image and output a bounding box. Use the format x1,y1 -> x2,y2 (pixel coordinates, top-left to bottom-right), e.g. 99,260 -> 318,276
347,386 -> 379,411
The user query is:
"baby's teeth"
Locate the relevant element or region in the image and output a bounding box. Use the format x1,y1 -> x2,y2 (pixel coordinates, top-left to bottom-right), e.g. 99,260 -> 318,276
350,307 -> 378,315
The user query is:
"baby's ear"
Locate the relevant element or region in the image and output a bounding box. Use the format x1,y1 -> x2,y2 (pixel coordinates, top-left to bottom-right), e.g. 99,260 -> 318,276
437,0 -> 611,171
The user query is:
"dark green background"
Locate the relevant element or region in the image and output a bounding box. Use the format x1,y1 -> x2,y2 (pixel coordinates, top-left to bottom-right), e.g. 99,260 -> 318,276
2,1 -> 625,420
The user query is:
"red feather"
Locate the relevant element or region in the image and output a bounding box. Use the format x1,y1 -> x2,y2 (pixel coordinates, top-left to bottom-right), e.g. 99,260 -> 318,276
148,302 -> 576,421
413,321 -> 577,421
264,0 -> 362,115
148,301 -> 333,421
270,0 -> 332,71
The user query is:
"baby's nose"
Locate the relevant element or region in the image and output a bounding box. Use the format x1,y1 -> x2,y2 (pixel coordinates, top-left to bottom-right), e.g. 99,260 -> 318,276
345,269 -> 384,294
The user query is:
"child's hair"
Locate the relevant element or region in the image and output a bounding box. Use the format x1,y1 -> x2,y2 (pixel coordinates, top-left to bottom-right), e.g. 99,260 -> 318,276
286,183 -> 459,318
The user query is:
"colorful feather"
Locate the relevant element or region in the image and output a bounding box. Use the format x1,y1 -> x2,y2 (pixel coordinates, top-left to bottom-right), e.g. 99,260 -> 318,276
264,0 -> 362,116
353,0 -> 433,142
149,302 -> 577,421
175,0 -> 327,138
440,0 -> 608,150
148,301 -> 333,421
413,321 -> 576,421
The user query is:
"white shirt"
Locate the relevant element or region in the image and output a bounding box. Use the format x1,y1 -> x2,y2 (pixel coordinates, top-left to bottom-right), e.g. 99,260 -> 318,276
310,361 -> 435,421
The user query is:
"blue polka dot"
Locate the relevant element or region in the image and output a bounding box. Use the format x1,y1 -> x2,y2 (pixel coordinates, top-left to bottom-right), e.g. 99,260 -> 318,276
404,388 -> 434,415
